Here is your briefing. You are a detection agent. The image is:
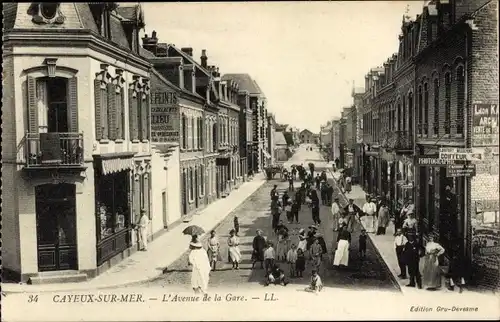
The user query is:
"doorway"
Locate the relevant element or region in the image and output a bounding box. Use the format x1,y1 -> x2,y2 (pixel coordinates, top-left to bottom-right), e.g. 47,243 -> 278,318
47,77 -> 69,133
36,183 -> 77,271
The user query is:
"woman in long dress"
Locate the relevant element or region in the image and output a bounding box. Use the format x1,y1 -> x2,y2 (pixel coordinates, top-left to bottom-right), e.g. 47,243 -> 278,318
227,229 -> 242,269
422,235 -> 445,290
376,203 -> 390,235
206,230 -> 220,271
188,240 -> 211,295
331,198 -> 341,232
333,223 -> 351,267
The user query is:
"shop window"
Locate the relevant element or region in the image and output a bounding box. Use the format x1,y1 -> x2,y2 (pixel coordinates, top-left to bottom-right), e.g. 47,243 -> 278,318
96,172 -> 130,241
181,113 -> 187,150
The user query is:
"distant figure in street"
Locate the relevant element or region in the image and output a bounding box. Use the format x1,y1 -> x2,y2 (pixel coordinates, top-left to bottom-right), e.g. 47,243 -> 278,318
310,189 -> 321,225
233,215 -> 240,235
285,200 -> 293,223
252,229 -> 267,269
282,191 -> 290,208
276,221 -> 290,261
271,200 -> 282,232
207,230 -> 221,271
403,213 -> 418,236
326,182 -> 334,206
359,229 -> 367,259
331,197 -> 342,232
309,163 -> 315,178
320,182 -> 328,205
286,243 -> 298,278
270,185 -> 279,202
291,199 -> 301,224
422,235 -> 445,290
228,229 -> 242,270
310,239 -> 323,272
291,165 -> 297,180
362,197 -> 377,233
315,174 -> 322,190
396,198 -> 414,234
447,250 -> 467,293
333,223 -> 351,267
376,202 -> 390,235
305,270 -> 323,293
136,209 -> 149,251
343,199 -> 361,233
297,229 -> 307,253
288,174 -> 294,191
403,233 -> 424,289
394,228 -> 408,279
296,248 -> 306,277
334,158 -> 340,169
264,242 -> 276,272
188,239 -> 211,295
298,183 -> 307,205
265,264 -> 288,286
345,175 -> 352,194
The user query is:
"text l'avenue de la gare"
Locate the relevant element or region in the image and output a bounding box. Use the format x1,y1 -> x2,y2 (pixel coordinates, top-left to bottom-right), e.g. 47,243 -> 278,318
49,292 -> 278,303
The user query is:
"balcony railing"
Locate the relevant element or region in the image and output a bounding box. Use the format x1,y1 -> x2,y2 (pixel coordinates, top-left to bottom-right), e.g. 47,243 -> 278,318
24,132 -> 84,168
388,131 -> 413,151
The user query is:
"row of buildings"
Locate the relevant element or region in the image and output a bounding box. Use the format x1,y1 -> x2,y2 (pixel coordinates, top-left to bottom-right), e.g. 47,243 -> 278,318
323,0 -> 499,288
2,2 -> 291,284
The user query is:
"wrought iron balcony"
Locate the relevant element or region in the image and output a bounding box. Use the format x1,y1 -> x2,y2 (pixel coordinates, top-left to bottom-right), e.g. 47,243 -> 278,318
23,132 -> 84,168
388,130 -> 413,151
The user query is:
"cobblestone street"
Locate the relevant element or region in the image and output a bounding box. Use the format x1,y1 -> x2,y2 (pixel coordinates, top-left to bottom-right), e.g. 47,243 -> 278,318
138,147 -> 399,292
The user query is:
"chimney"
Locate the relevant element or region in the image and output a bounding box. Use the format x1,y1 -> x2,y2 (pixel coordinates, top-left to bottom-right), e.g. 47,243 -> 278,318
142,30 -> 158,55
201,49 -> 208,68
181,47 -> 193,56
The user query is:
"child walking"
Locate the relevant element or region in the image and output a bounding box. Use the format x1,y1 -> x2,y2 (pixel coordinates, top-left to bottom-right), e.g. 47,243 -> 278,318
296,248 -> 306,278
359,229 -> 367,259
264,242 -> 276,272
285,201 -> 293,224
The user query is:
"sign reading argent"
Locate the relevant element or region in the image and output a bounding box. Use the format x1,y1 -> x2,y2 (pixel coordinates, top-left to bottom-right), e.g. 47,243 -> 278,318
151,92 -> 179,143
473,103 -> 498,146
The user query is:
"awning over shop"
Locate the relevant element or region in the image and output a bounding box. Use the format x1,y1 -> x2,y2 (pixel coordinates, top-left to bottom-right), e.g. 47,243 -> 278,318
263,150 -> 272,159
102,158 -> 135,175
95,152 -> 136,175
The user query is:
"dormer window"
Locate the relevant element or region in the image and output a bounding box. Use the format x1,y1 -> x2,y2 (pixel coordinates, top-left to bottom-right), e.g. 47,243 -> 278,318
28,2 -> 65,24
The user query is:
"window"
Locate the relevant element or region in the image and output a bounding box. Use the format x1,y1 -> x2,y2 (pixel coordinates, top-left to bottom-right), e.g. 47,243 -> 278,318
199,117 -> 204,149
200,164 -> 205,196
213,123 -> 217,151
456,66 -> 465,135
95,78 -> 109,140
192,117 -> 196,149
424,83 -> 429,136
402,96 -> 406,131
40,3 -> 58,19
444,72 -> 452,134
417,85 -> 423,135
433,78 -> 440,136
181,113 -> 187,150
408,93 -> 413,135
189,167 -> 194,201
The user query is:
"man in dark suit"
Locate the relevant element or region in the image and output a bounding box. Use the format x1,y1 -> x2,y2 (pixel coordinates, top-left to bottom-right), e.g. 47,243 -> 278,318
402,233 -> 424,289
343,199 -> 362,233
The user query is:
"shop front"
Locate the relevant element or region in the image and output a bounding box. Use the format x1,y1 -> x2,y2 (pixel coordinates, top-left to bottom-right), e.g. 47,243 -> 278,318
363,146 -> 379,195
93,153 -> 136,267
216,155 -> 230,197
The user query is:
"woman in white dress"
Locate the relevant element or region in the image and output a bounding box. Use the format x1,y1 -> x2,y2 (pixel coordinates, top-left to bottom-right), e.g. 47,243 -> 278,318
227,229 -> 242,269
333,223 -> 351,267
188,240 -> 211,295
422,235 -> 445,290
331,198 -> 342,232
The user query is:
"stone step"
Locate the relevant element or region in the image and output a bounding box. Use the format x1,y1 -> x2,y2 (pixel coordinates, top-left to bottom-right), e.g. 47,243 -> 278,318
28,271 -> 88,285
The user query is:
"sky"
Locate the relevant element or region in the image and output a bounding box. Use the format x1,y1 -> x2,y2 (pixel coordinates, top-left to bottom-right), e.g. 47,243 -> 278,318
141,1 -> 424,133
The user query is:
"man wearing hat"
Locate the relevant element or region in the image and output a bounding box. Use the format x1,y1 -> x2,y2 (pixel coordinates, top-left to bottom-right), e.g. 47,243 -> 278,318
361,196 -> 377,233
136,209 -> 149,251
402,232 -> 423,289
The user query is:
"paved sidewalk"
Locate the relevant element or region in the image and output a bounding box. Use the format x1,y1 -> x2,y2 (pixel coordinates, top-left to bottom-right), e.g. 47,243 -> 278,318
2,175 -> 266,294
326,171 -> 478,296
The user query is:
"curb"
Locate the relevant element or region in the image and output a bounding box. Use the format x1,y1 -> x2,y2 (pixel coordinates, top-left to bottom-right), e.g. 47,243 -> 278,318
326,168 -> 403,294
2,179 -> 268,294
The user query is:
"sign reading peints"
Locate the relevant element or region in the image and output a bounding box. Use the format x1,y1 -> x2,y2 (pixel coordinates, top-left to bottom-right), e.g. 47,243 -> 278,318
473,103 -> 498,146
150,92 -> 179,143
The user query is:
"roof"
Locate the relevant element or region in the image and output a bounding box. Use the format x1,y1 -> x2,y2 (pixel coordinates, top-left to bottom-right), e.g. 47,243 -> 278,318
274,131 -> 287,146
222,74 -> 263,96
300,129 -> 313,136
4,3 -> 144,58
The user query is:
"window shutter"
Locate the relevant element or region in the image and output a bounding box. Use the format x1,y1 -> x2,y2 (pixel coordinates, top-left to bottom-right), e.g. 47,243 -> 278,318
101,86 -> 109,140
27,76 -> 38,133
68,77 -> 79,133
145,94 -> 151,140
200,118 -> 204,149
129,89 -> 138,140
140,95 -> 147,140
94,79 -> 102,140
116,90 -> 124,139
187,117 -> 192,150
107,82 -> 117,140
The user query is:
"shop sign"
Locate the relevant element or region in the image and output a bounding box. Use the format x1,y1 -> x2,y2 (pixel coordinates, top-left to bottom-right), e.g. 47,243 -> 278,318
475,200 -> 500,213
471,199 -> 500,270
446,164 -> 476,177
151,91 -> 180,143
439,148 -> 484,161
472,103 -> 498,146
417,157 -> 455,166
